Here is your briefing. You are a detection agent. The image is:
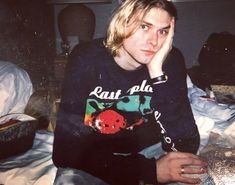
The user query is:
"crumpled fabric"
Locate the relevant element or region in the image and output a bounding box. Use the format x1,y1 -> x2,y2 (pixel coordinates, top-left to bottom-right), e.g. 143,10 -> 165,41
223,120 -> 235,146
0,61 -> 33,119
0,130 -> 57,185
187,76 -> 235,150
187,76 -> 235,123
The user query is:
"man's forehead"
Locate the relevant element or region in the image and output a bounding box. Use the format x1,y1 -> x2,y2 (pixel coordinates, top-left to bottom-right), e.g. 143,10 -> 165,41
141,8 -> 172,26
126,7 -> 171,30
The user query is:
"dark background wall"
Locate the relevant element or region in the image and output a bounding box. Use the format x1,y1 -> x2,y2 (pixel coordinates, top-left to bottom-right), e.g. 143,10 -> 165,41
54,0 -> 235,68
173,0 -> 235,68
0,0 -> 55,90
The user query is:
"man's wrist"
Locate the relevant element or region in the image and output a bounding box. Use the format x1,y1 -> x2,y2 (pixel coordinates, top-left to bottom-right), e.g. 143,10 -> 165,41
147,64 -> 164,79
150,73 -> 168,85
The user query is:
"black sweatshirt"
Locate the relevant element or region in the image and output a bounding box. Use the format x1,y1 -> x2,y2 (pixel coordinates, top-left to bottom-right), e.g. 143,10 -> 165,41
52,39 -> 200,185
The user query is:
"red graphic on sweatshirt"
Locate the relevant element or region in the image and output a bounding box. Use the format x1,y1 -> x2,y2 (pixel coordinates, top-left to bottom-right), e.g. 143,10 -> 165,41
94,110 -> 126,134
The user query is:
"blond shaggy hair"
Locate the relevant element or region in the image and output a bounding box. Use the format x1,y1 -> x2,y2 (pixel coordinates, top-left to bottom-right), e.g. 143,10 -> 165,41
104,0 -> 177,56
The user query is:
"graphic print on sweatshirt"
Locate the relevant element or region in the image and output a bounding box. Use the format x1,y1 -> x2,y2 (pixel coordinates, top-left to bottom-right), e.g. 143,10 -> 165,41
84,79 -> 155,134
84,95 -> 154,134
83,79 -> 178,151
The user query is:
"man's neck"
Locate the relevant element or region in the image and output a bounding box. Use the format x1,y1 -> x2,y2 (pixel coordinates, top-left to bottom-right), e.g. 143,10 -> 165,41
114,47 -> 142,71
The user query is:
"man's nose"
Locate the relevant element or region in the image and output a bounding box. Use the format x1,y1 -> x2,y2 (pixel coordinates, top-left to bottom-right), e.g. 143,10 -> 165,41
147,32 -> 158,48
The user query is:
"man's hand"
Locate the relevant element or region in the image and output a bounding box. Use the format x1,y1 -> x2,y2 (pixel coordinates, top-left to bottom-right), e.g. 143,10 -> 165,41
147,18 -> 175,78
156,152 -> 208,184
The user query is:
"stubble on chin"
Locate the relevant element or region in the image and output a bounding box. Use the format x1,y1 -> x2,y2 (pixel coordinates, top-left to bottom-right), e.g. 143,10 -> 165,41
140,54 -> 154,65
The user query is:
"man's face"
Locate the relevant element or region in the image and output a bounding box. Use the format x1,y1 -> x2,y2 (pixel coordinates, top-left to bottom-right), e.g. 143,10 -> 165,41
122,8 -> 173,65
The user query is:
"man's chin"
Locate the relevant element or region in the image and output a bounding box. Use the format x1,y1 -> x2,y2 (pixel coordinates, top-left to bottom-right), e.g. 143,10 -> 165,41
138,57 -> 152,65
132,55 -> 152,66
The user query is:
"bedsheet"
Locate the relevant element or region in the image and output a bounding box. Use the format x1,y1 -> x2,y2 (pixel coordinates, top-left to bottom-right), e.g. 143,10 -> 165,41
0,130 -> 57,185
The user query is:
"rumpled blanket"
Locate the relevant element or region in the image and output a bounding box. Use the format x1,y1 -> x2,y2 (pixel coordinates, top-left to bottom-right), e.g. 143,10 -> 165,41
187,76 -> 235,149
0,61 -> 33,119
0,130 -> 56,185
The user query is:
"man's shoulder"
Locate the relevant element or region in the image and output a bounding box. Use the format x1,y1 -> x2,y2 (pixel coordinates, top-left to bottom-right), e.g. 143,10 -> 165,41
67,38 -> 112,73
166,47 -> 185,64
70,38 -> 107,59
163,47 -> 186,72
170,47 -> 184,58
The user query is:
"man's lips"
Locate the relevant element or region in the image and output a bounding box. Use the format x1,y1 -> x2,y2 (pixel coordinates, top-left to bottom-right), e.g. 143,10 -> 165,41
141,49 -> 156,55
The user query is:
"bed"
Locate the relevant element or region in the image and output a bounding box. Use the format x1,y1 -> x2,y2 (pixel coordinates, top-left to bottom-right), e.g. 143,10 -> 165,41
0,75 -> 234,185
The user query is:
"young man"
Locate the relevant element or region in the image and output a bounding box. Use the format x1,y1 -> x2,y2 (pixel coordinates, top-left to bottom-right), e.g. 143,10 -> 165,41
53,0 -> 208,184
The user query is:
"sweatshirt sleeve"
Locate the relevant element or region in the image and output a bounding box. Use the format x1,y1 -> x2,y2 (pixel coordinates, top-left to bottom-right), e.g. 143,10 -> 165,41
150,48 -> 200,154
52,43 -> 158,185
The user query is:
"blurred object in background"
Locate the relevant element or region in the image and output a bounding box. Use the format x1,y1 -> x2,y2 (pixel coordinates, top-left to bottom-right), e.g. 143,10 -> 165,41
58,4 -> 95,56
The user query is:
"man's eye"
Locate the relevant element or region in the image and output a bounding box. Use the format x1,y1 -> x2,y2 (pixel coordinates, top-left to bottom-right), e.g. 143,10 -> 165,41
159,30 -> 169,36
140,24 -> 149,31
